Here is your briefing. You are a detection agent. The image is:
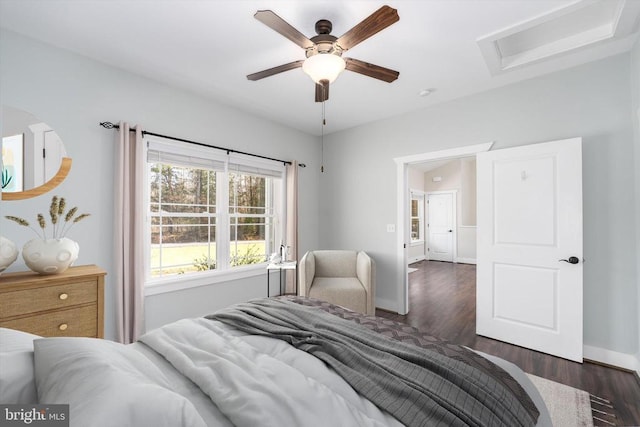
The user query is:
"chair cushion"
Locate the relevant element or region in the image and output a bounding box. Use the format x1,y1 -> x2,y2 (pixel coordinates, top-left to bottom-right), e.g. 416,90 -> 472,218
314,251 -> 358,277
309,277 -> 366,314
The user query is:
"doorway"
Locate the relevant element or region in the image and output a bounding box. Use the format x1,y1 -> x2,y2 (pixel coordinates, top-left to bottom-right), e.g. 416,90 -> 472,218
394,142 -> 493,315
396,138 -> 583,361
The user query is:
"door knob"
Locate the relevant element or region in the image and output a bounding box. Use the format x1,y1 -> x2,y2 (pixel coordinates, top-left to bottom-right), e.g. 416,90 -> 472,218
448,230 -> 452,232
559,256 -> 580,264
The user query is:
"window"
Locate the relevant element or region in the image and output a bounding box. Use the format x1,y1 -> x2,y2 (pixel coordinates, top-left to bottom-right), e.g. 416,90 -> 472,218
410,192 -> 424,242
146,138 -> 284,281
228,170 -> 277,268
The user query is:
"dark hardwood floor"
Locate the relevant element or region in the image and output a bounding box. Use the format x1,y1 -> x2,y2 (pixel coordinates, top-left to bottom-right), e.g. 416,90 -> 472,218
375,260 -> 640,426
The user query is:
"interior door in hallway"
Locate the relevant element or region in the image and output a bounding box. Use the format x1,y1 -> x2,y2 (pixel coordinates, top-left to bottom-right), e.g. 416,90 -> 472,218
427,192 -> 455,262
476,138 -> 583,362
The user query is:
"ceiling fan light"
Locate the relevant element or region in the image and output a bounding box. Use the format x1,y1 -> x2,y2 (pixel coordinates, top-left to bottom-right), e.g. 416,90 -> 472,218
302,53 -> 346,83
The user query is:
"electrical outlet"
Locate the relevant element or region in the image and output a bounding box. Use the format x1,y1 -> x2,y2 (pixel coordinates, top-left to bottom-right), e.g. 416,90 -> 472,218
386,224 -> 395,232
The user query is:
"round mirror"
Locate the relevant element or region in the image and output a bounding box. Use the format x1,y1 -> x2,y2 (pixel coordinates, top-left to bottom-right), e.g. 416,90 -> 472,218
1,105 -> 72,200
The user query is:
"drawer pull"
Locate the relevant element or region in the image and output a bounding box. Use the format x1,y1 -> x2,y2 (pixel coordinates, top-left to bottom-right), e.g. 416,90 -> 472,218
59,293 -> 69,300
59,323 -> 68,331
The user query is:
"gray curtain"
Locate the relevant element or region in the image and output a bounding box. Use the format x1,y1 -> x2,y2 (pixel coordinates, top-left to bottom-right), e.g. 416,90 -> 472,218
114,122 -> 145,343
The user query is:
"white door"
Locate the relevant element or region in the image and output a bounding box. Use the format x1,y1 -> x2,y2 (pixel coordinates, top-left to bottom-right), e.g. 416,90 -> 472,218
476,138 -> 583,362
428,192 -> 455,262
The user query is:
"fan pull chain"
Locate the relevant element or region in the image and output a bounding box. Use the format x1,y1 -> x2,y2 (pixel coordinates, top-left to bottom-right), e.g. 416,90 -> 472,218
321,100 -> 326,173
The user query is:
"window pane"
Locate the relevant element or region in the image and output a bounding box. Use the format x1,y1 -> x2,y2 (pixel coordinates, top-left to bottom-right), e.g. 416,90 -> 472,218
150,163 -> 216,214
411,199 -> 418,217
229,173 -> 266,214
229,219 -> 268,265
411,218 -> 420,240
151,216 -> 215,244
229,172 -> 272,267
150,220 -> 216,277
149,161 -> 217,278
229,240 -> 266,266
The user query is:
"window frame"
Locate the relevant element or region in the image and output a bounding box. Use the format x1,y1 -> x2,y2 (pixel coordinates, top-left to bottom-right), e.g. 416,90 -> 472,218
410,190 -> 425,245
143,137 -> 286,295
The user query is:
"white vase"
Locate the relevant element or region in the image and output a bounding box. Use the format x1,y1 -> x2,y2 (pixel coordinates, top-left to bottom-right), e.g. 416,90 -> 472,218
22,238 -> 79,275
0,236 -> 19,275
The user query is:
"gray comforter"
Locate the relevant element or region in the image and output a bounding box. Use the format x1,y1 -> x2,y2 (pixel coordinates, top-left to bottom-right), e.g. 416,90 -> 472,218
209,297 -> 539,427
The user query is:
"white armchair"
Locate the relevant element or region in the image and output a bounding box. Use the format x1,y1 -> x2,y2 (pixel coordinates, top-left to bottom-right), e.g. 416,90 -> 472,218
299,250 -> 375,315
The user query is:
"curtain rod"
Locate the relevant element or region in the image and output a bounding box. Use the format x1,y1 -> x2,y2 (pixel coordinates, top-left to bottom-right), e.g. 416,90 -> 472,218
99,121 -> 305,167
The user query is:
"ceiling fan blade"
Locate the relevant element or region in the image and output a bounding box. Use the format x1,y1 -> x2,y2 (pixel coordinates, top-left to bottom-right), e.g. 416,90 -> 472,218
254,10 -> 314,49
247,60 -> 304,81
315,80 -> 329,102
336,5 -> 399,51
344,58 -> 399,83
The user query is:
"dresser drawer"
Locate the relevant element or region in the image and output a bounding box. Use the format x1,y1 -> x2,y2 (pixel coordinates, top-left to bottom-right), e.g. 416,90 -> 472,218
0,265 -> 106,338
0,280 -> 97,319
0,305 -> 98,337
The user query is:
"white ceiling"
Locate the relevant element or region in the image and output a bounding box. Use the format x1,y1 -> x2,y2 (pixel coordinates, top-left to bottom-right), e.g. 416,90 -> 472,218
1,0 -> 638,136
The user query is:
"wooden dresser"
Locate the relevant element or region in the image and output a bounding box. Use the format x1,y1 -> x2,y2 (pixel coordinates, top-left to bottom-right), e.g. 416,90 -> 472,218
0,265 -> 106,338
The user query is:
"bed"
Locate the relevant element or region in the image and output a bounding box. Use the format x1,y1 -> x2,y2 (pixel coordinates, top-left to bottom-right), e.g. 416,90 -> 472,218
1,296 -> 552,426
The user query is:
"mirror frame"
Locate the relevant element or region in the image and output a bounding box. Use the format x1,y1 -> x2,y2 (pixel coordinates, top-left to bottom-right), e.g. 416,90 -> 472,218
1,157 -> 72,200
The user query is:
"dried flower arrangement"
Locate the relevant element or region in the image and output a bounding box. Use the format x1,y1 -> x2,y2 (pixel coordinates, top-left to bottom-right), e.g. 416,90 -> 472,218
5,195 -> 90,240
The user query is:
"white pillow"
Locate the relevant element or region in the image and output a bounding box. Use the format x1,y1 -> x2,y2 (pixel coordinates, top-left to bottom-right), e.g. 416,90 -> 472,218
0,327 -> 40,403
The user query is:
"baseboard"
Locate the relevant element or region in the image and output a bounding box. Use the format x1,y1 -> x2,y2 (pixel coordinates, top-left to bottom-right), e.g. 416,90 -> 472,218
408,255 -> 426,264
455,257 -> 476,265
583,345 -> 640,373
375,296 -> 398,313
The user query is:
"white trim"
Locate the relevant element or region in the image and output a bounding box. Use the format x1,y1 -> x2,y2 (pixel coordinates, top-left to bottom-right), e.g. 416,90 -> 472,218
455,257 -> 477,265
395,142 -> 494,314
408,255 -> 426,264
394,142 -> 494,166
395,162 -> 409,314
145,263 -> 266,296
583,345 -> 640,373
375,296 -> 397,313
426,190 -> 458,195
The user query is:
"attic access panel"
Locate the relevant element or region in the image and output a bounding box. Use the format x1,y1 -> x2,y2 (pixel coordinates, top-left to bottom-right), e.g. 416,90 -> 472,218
477,0 -> 640,75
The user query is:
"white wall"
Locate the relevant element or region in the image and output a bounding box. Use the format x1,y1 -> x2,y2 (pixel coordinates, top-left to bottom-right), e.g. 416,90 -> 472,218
0,30 -> 322,339
321,54 -> 639,360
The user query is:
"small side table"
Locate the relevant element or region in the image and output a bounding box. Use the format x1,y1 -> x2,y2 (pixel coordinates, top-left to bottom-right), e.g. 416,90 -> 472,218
266,261 -> 297,297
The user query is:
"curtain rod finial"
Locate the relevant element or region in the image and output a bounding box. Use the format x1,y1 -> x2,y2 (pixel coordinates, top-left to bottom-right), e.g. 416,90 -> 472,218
99,121 -> 119,129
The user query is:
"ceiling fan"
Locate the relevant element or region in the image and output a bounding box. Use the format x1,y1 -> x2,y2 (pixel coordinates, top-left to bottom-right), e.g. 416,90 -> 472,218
247,5 -> 400,102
